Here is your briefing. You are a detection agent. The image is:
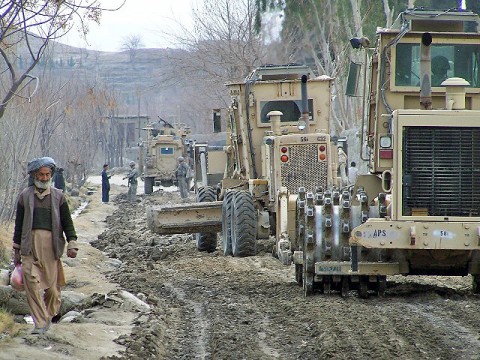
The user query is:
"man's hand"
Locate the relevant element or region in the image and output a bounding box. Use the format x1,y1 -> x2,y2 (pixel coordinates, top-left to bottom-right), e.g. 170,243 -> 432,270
13,249 -> 21,265
67,248 -> 78,258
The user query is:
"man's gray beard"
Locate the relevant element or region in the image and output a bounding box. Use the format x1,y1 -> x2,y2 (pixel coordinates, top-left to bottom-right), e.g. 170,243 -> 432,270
34,179 -> 52,190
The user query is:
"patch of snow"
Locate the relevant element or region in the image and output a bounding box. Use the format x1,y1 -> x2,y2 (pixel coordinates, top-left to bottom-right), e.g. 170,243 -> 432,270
71,201 -> 88,219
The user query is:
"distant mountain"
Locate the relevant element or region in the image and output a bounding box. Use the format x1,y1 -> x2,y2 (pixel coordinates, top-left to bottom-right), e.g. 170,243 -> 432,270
11,35 -> 225,134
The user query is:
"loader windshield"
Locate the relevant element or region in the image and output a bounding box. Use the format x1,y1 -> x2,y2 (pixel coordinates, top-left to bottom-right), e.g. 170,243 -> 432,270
395,43 -> 480,88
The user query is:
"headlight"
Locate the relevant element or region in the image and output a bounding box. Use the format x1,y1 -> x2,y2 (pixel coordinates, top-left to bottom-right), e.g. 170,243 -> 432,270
379,135 -> 392,148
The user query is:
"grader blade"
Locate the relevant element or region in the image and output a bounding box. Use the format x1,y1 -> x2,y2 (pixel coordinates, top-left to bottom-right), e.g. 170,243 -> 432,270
146,201 -> 222,235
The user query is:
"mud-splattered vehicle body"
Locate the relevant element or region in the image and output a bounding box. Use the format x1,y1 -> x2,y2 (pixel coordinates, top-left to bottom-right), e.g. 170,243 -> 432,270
296,9 -> 480,297
147,65 -> 345,256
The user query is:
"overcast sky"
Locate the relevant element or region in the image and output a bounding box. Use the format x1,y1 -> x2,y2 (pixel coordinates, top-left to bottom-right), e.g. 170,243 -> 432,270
59,0 -> 196,52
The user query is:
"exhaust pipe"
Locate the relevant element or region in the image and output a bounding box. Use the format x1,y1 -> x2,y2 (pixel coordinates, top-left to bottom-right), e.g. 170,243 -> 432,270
301,75 -> 310,133
420,32 -> 432,110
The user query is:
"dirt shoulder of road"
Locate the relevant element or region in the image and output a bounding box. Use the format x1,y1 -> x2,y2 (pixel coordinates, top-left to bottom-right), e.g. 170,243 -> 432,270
0,182 -> 137,360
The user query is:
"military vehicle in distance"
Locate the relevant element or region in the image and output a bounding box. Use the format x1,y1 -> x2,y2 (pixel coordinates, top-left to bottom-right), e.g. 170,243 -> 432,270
142,120 -> 190,194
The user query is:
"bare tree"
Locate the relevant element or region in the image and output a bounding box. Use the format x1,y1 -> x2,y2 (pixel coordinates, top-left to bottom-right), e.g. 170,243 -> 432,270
0,0 -> 124,120
121,34 -> 144,63
155,0 -> 275,133
0,63 -> 120,221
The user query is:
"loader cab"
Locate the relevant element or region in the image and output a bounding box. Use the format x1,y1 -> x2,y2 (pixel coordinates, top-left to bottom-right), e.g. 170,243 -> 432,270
393,42 -> 480,89
363,9 -> 480,174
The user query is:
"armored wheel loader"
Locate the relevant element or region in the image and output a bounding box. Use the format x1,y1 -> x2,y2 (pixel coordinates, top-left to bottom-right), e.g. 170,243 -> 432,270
295,8 -> 480,297
147,64 -> 347,259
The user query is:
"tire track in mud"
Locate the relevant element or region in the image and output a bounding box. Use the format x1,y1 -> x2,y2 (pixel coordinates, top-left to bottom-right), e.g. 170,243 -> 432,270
256,317 -> 281,358
404,302 -> 480,358
162,282 -> 210,359
94,193 -> 480,359
158,255 -> 296,359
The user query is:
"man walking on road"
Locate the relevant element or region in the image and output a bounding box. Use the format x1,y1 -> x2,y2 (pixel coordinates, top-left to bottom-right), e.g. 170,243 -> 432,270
123,161 -> 138,203
13,157 -> 78,335
101,164 -> 111,203
175,156 -> 190,200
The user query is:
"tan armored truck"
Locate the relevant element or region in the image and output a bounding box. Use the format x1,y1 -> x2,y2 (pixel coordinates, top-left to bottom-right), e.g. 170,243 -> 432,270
293,8 -> 480,297
147,64 -> 345,256
142,120 -> 190,194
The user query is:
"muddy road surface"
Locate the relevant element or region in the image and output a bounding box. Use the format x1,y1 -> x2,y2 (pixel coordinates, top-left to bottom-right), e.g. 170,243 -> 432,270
94,190 -> 480,360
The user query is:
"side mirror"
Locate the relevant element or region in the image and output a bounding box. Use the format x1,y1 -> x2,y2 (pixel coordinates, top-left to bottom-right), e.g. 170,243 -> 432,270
346,61 -> 361,96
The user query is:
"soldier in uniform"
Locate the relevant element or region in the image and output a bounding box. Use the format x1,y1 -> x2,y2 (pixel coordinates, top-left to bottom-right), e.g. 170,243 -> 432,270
175,156 -> 190,200
123,161 -> 138,203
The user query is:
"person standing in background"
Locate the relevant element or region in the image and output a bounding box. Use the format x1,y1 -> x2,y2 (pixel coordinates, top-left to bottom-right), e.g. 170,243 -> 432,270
175,156 -> 190,200
101,164 -> 112,203
348,161 -> 359,185
52,168 -> 66,192
123,161 -> 138,203
431,55 -> 450,86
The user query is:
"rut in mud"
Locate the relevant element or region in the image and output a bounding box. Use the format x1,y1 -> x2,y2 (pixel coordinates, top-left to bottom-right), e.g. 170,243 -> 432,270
92,191 -> 480,360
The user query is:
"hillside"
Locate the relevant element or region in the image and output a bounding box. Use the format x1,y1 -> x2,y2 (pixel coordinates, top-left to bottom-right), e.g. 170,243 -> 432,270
15,37 -> 220,134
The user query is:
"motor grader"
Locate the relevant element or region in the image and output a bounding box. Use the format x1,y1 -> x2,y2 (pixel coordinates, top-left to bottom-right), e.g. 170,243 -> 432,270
292,8 -> 480,297
147,64 -> 346,256
142,120 -> 190,194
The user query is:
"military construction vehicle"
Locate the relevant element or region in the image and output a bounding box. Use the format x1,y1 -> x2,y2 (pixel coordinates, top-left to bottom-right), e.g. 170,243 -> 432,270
291,8 -> 480,297
190,142 -> 225,193
147,64 -> 346,255
142,120 -> 190,194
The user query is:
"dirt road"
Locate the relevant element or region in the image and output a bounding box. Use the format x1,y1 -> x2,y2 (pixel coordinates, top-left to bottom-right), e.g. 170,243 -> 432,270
0,182 -> 133,360
93,189 -> 480,360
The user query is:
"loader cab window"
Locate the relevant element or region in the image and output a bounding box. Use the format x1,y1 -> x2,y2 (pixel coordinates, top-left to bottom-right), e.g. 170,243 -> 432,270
259,99 -> 314,124
395,43 -> 480,88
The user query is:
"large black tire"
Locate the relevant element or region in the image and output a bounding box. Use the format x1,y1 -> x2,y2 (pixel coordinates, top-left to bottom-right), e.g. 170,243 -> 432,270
144,177 -> 154,194
231,191 -> 257,257
221,191 -> 235,256
195,186 -> 217,252
295,264 -> 303,285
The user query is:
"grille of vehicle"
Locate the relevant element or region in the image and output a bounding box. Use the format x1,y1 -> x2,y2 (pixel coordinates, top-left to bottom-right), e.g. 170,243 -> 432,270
280,144 -> 328,194
402,126 -> 480,217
